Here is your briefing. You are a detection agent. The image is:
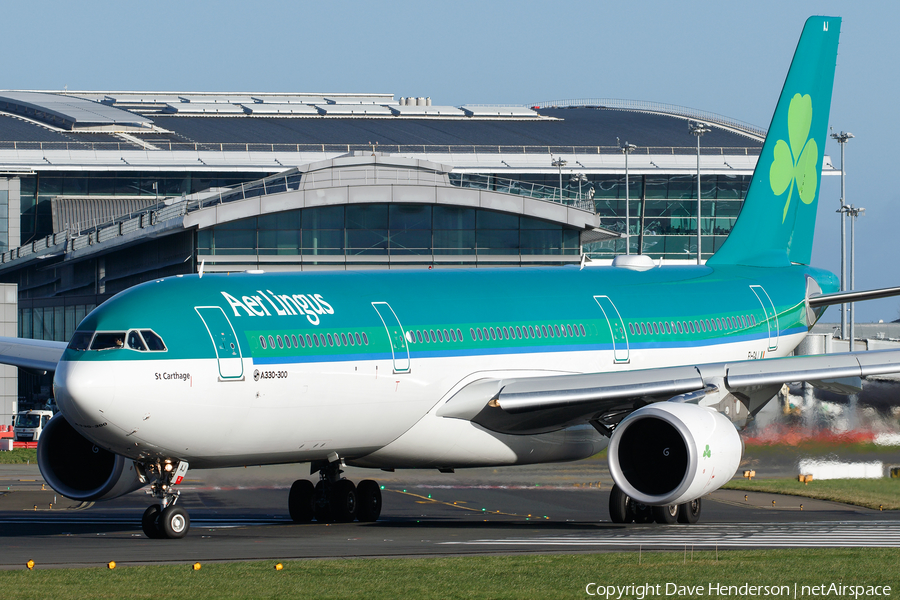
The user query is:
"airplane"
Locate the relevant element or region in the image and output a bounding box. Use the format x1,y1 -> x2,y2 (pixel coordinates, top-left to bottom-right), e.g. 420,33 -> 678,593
2,15 -> 899,539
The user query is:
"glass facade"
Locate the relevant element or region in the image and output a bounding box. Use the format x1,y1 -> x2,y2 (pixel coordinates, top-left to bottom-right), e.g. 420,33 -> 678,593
18,171 -> 263,244
197,204 -> 581,258
14,169 -> 751,261
0,190 -> 7,253
582,173 -> 750,260
19,303 -> 95,342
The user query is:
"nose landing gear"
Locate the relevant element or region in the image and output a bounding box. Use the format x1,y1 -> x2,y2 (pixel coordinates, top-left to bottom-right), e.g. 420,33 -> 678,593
289,456 -> 382,524
140,460 -> 191,539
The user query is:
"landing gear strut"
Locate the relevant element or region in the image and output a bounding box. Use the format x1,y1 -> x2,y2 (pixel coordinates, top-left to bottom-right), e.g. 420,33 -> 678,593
289,456 -> 381,524
140,459 -> 190,539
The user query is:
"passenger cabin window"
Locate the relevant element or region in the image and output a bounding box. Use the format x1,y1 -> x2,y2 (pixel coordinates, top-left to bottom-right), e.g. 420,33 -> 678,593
67,331 -> 94,351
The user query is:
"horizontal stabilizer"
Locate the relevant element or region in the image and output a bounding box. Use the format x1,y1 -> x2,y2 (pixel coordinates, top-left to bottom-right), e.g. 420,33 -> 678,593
808,285 -> 900,307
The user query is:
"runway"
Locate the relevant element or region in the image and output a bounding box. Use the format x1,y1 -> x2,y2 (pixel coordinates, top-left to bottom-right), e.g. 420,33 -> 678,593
1,461 -> 898,569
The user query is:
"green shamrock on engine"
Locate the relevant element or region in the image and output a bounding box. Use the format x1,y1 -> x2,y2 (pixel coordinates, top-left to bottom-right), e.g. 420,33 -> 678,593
769,93 -> 819,223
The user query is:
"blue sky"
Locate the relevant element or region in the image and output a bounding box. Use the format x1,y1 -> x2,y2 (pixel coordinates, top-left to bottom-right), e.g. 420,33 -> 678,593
5,1 -> 899,321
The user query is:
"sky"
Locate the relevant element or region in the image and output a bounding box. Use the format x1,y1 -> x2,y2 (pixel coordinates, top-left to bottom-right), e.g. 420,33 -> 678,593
4,0 -> 900,321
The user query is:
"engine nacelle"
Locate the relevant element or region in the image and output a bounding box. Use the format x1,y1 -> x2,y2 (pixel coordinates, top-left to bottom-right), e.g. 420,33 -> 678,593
37,415 -> 146,501
608,402 -> 742,506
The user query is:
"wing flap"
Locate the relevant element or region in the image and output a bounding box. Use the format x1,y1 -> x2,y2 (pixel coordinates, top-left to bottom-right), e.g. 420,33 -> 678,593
495,366 -> 704,414
0,336 -> 67,372
725,349 -> 900,389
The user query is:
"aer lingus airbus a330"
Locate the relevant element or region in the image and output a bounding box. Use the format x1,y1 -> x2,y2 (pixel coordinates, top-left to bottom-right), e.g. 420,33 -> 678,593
3,15 -> 900,539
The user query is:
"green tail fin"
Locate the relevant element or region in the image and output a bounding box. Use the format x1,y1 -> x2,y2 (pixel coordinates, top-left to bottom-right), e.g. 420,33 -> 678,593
708,16 -> 840,267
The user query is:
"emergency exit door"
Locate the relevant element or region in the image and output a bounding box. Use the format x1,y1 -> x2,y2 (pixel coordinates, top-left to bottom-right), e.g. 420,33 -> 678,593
372,302 -> 410,373
594,295 -> 630,363
750,285 -> 779,351
195,306 -> 244,380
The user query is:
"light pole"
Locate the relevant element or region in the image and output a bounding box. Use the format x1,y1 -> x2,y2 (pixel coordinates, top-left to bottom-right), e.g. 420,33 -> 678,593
689,122 -> 711,264
839,204 -> 865,348
831,131 -> 853,339
621,142 -> 636,254
570,173 -> 588,199
551,157 -> 567,200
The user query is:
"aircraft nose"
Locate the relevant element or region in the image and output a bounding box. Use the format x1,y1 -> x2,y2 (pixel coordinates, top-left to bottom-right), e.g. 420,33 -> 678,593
54,359 -> 116,425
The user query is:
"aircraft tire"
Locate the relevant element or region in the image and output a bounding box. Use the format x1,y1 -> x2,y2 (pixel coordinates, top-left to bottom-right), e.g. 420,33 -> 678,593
356,479 -> 382,522
159,505 -> 190,539
331,479 -> 358,523
142,505 -> 163,539
608,484 -> 633,523
630,501 -> 654,523
677,499 -> 701,524
313,481 -> 334,523
288,480 -> 315,523
652,504 -> 679,524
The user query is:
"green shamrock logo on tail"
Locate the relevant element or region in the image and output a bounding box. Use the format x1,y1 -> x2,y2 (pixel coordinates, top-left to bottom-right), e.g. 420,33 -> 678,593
769,94 -> 818,223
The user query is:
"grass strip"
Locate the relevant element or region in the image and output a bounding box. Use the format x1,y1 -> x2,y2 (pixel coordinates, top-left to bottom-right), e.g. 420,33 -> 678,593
0,448 -> 36,464
0,549 -> 897,599
724,477 -> 900,510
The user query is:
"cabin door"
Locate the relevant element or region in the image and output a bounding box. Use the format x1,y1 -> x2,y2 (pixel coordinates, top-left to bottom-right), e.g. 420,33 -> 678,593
749,285 -> 779,351
195,306 -> 244,380
594,295 -> 629,364
372,302 -> 411,373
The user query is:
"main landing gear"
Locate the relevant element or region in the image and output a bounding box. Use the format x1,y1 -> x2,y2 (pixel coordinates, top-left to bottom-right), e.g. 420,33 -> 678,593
288,457 -> 382,524
608,483 -> 701,525
141,460 -> 191,539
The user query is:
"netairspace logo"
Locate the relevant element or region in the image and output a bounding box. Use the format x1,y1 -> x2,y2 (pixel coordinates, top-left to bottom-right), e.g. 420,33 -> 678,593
584,582 -> 892,599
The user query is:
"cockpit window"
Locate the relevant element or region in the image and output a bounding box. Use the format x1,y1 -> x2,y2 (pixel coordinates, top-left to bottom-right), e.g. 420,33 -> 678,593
67,331 -> 94,351
90,332 -> 126,350
127,331 -> 147,351
140,330 -> 167,352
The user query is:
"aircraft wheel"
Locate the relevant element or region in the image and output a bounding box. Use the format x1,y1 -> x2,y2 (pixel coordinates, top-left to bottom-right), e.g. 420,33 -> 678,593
652,504 -> 680,524
677,498 -> 701,524
142,505 -> 163,539
313,481 -> 334,523
288,480 -> 315,523
356,480 -> 382,522
630,501 -> 654,523
608,484 -> 633,523
331,479 -> 358,523
158,505 -> 190,539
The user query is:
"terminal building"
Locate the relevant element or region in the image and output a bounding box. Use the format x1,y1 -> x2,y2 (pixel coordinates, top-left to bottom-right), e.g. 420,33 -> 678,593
0,89 -> 818,420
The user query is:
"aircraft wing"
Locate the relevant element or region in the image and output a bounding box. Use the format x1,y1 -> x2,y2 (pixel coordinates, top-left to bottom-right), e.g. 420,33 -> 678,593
0,336 -> 67,373
438,349 -> 900,435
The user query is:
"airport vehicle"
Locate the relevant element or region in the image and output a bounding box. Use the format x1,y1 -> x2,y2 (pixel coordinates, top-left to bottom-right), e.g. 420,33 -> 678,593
12,409 -> 54,441
1,16 -> 898,539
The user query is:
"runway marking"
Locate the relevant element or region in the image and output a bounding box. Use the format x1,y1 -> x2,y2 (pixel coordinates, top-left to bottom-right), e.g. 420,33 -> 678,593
0,516 -> 284,527
441,522 -> 900,549
388,489 -> 547,519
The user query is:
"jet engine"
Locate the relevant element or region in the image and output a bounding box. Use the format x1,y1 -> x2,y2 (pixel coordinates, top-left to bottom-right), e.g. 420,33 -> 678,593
607,402 -> 742,506
37,415 -> 146,501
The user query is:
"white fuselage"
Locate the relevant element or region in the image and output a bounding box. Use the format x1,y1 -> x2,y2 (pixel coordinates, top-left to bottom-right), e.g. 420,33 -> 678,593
54,329 -> 803,470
